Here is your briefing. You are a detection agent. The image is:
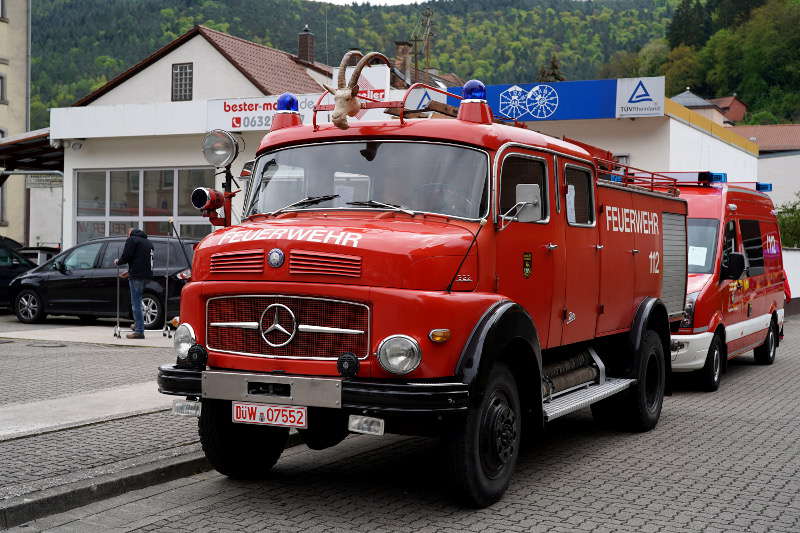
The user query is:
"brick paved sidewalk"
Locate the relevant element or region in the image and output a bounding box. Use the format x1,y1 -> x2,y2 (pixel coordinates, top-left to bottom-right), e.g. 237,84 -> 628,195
0,411 -> 199,502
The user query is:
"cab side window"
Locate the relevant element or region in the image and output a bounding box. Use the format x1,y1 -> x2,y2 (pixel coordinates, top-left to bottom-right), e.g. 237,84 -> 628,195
63,242 -> 104,270
499,156 -> 547,221
565,166 -> 594,225
740,219 -> 765,276
721,220 -> 738,271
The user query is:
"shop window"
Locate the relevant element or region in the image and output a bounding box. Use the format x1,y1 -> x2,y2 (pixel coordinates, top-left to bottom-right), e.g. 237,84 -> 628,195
76,221 -> 105,244
76,171 -> 106,216
171,63 -> 193,102
179,223 -> 212,240
565,166 -> 594,225
110,170 -> 139,216
178,169 -> 214,215
499,156 -> 547,221
144,221 -> 171,237
108,220 -> 138,237
144,169 -> 174,216
740,219 -> 765,276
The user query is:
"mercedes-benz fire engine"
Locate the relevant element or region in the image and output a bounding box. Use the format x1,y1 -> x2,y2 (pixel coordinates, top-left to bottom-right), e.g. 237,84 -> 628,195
158,56 -> 688,507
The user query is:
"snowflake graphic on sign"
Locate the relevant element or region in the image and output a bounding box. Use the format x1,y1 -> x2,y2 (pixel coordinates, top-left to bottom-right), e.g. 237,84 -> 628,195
526,85 -> 559,119
499,85 -> 529,119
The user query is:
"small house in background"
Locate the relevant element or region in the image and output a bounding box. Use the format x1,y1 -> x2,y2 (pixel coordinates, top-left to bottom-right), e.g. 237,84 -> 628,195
709,95 -> 747,124
671,88 -> 729,125
729,124 -> 800,207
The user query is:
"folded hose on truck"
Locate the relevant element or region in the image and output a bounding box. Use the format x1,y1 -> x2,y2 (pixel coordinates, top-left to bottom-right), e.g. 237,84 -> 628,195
541,351 -> 599,398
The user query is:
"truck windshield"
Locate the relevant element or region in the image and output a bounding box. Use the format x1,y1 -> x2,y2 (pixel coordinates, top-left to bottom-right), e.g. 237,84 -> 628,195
688,218 -> 720,274
246,141 -> 488,220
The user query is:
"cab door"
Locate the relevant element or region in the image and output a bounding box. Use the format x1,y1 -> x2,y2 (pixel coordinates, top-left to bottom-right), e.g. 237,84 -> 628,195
559,161 -> 600,345
719,219 -> 748,354
494,150 -> 559,348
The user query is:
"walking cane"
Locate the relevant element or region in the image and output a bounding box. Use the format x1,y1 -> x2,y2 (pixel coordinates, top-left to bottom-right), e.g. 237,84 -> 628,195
163,231 -> 172,338
113,263 -> 122,338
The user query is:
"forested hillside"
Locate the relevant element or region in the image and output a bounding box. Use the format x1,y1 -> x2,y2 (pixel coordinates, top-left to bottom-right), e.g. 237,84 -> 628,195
30,0 -> 677,128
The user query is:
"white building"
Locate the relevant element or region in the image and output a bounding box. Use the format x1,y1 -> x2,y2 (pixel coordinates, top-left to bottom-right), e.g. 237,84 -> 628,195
729,124 -> 800,207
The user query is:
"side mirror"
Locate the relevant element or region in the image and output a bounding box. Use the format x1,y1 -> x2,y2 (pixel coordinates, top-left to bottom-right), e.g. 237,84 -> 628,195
722,252 -> 745,280
515,184 -> 542,223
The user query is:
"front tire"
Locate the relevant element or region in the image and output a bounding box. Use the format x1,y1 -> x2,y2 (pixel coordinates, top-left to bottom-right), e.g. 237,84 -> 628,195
141,293 -> 163,330
699,334 -> 723,392
445,362 -> 521,508
15,290 -> 46,324
754,319 -> 777,365
199,399 -> 288,479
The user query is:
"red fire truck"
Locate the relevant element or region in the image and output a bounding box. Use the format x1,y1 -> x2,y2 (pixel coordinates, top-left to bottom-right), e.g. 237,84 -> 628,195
669,173 -> 785,391
158,73 -> 688,507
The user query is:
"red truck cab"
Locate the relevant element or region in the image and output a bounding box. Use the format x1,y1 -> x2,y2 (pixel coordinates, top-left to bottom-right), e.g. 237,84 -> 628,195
159,77 -> 688,507
671,175 -> 785,391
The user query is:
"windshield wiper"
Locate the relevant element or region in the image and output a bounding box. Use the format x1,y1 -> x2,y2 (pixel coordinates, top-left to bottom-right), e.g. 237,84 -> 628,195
269,194 -> 340,216
346,200 -> 415,216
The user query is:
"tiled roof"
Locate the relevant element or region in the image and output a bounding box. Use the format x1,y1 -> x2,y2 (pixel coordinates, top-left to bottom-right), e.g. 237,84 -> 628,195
709,96 -> 736,109
198,26 -> 328,95
671,89 -> 717,109
728,124 -> 800,152
74,26 -> 331,106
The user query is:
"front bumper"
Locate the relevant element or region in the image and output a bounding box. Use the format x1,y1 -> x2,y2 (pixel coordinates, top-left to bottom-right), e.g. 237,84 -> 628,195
670,332 -> 713,372
157,364 -> 469,414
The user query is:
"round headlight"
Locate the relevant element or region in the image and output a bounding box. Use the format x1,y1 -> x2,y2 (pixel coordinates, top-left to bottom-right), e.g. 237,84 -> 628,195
201,129 -> 240,168
377,335 -> 421,375
174,323 -> 196,361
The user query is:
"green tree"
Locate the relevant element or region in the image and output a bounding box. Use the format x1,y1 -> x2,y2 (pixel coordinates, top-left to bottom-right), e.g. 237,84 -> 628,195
598,50 -> 640,78
637,38 -> 669,76
537,54 -> 567,82
667,0 -> 711,49
662,45 -> 704,96
777,194 -> 800,246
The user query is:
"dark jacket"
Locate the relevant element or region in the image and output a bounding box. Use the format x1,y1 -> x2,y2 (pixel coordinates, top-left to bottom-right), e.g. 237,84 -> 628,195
117,229 -> 154,279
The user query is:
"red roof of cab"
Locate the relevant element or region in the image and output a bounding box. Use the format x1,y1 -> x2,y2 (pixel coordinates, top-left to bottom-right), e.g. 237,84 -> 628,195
678,183 -> 774,219
256,118 -> 593,161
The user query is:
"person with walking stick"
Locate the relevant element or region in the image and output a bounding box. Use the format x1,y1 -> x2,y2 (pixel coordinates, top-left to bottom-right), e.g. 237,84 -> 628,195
115,228 -> 154,339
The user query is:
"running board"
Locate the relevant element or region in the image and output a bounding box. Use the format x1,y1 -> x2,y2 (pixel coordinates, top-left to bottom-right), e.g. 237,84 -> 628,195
542,377 -> 635,421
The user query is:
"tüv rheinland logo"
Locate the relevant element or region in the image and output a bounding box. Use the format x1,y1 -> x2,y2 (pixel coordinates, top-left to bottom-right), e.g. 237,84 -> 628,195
499,84 -> 559,120
616,77 -> 664,118
627,80 -> 653,104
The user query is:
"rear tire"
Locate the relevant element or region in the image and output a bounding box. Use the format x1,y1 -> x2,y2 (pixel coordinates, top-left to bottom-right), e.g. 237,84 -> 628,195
141,293 -> 163,330
445,362 -> 521,508
699,334 -> 723,392
592,330 -> 664,432
15,290 -> 46,324
754,319 -> 777,365
199,399 -> 288,479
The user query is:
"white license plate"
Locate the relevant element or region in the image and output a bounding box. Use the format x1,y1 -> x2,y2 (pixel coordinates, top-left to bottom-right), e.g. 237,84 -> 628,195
232,402 -> 307,428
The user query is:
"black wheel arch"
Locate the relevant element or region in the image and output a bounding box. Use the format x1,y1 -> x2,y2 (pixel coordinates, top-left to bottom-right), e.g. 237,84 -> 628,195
456,301 -> 543,430
629,297 -> 672,395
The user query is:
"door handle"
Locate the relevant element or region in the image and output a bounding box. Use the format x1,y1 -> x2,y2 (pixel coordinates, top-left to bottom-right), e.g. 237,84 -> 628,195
631,249 -> 640,254
595,244 -> 604,250
545,243 -> 559,250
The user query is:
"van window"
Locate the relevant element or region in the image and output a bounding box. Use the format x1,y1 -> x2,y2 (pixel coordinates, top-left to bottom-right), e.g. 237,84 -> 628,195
499,156 -> 547,221
565,166 -> 594,225
687,218 -> 719,274
740,220 -> 765,276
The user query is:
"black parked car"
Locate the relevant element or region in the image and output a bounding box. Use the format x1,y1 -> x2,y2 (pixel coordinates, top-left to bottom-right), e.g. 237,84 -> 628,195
9,236 -> 196,329
1,241 -> 36,308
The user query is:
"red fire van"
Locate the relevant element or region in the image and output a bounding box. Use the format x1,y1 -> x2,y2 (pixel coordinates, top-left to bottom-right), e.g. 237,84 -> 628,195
670,174 -> 785,391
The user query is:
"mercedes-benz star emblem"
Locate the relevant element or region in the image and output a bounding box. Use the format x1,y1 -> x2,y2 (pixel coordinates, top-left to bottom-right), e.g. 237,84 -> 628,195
259,303 -> 297,347
267,248 -> 285,268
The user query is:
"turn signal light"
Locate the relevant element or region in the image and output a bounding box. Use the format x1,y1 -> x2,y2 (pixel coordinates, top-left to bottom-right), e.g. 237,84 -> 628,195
428,329 -> 451,343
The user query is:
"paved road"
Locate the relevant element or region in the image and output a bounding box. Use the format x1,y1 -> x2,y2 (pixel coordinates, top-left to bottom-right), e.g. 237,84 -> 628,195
14,317 -> 800,532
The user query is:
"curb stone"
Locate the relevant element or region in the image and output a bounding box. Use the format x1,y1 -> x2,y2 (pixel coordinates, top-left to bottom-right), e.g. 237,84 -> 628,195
0,433 -> 303,529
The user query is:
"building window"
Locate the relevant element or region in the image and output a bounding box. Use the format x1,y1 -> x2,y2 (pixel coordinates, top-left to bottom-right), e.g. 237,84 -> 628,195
75,167 -> 213,244
171,63 -> 193,101
0,75 -> 7,104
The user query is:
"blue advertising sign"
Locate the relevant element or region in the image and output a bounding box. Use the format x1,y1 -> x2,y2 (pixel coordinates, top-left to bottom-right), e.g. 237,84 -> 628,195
448,77 -> 665,122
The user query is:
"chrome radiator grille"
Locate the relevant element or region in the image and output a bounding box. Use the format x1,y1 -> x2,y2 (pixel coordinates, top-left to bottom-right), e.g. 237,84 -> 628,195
206,295 -> 370,359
